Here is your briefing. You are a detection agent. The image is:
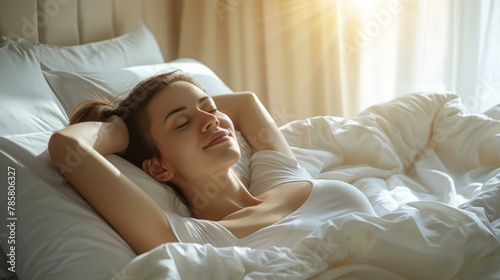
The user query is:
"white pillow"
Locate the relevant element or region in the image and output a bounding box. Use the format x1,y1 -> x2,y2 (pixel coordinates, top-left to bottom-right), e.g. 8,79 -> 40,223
0,38 -> 67,136
0,248 -> 16,279
8,23 -> 165,72
0,132 -> 136,280
43,58 -> 233,116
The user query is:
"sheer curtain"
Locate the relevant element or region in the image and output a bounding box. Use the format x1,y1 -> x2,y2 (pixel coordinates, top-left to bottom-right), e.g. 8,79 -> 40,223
177,0 -> 500,122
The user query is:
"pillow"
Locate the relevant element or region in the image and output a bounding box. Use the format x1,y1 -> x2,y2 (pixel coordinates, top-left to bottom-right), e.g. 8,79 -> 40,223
0,248 -> 16,279
7,23 -> 165,72
43,58 -> 233,116
0,132 -> 136,280
0,38 -> 67,136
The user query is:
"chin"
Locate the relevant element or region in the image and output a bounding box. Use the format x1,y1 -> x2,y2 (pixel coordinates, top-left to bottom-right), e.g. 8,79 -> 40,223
204,152 -> 240,176
227,134 -> 241,155
226,146 -> 242,164
208,137 -> 241,168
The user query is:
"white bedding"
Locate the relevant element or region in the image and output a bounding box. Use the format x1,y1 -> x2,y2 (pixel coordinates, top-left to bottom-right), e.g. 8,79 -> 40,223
284,92 -> 500,214
118,93 -> 500,279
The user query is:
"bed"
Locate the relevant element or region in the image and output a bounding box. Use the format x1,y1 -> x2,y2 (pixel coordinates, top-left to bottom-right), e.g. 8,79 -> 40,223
1,1 -> 499,279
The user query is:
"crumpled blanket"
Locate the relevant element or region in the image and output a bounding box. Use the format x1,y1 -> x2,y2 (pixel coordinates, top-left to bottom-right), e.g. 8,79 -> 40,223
116,93 -> 500,279
282,92 -> 500,215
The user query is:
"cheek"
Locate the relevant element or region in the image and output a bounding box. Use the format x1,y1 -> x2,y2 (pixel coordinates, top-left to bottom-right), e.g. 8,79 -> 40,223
218,114 -> 235,133
160,147 -> 194,179
160,135 -> 209,171
163,146 -> 215,180
161,136 -> 196,160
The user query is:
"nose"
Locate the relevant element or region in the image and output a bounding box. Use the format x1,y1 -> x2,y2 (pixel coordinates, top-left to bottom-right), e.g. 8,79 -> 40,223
200,110 -> 220,132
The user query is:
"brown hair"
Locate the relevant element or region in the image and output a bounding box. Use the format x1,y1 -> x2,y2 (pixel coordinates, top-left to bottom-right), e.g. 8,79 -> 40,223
70,70 -> 205,207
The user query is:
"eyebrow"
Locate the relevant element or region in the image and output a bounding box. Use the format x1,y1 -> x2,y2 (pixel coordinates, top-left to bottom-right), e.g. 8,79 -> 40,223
163,96 -> 211,123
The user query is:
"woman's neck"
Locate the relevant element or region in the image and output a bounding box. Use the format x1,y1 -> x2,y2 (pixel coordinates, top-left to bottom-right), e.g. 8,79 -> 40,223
179,169 -> 261,220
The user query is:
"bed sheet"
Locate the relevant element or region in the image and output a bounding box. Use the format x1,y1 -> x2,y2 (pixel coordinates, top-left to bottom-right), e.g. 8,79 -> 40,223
118,92 -> 500,279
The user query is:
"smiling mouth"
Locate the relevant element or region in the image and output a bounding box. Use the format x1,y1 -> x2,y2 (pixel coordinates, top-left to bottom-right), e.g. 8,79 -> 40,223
203,130 -> 232,149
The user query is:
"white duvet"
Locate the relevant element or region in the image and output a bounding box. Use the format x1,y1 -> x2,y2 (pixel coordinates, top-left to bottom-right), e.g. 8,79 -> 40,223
118,93 -> 500,279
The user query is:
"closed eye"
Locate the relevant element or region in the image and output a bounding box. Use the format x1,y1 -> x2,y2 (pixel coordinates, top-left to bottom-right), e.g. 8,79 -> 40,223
174,106 -> 217,130
176,121 -> 189,129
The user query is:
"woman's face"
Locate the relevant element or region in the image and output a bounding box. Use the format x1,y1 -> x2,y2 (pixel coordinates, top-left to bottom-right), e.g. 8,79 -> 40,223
146,81 -> 240,182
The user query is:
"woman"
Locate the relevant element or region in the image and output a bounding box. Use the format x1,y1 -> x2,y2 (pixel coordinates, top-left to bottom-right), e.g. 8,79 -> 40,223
48,70 -> 376,255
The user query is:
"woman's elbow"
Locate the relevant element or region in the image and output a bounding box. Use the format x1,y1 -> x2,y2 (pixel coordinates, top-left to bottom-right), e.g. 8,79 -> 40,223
48,132 -> 79,168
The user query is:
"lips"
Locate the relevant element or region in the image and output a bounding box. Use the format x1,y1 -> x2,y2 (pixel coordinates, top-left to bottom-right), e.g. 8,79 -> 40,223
203,130 -> 231,149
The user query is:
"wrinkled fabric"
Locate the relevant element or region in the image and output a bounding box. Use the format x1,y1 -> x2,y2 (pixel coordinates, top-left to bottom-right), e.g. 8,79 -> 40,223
120,199 -> 499,279
282,93 -> 500,215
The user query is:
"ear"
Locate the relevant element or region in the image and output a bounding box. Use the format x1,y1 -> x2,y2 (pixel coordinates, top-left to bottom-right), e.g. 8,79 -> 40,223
142,158 -> 174,182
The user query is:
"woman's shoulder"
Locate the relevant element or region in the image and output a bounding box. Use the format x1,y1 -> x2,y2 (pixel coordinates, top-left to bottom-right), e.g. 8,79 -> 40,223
250,150 -> 309,174
248,150 -> 313,196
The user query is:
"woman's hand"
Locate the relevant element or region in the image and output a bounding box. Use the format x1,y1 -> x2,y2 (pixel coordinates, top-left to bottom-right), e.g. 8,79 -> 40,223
49,116 -> 129,158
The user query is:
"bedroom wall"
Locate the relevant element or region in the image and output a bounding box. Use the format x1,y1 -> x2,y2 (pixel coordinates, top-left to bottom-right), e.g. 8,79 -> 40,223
0,0 -> 182,60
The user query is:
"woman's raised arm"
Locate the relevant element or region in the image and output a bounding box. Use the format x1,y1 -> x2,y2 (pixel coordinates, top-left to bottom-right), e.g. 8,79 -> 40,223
48,117 -> 177,255
212,92 -> 294,158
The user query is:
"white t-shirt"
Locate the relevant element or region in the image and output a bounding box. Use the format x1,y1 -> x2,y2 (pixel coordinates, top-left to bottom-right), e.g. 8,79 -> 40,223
164,150 -> 374,249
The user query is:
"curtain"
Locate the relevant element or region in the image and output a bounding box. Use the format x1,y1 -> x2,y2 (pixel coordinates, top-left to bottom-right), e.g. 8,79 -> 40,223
177,0 -> 500,123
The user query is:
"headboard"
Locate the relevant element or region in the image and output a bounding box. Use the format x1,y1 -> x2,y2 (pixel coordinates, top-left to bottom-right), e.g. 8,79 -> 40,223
0,0 -> 181,60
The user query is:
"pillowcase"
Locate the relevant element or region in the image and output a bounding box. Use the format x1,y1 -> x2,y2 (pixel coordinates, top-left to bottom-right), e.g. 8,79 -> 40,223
7,23 -> 165,72
43,58 -> 233,116
0,248 -> 15,279
0,132 -> 136,280
0,38 -> 67,136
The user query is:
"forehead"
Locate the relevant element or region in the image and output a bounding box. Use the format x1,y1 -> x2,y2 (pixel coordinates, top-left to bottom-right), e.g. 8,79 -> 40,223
146,81 -> 208,119
149,81 -> 206,105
